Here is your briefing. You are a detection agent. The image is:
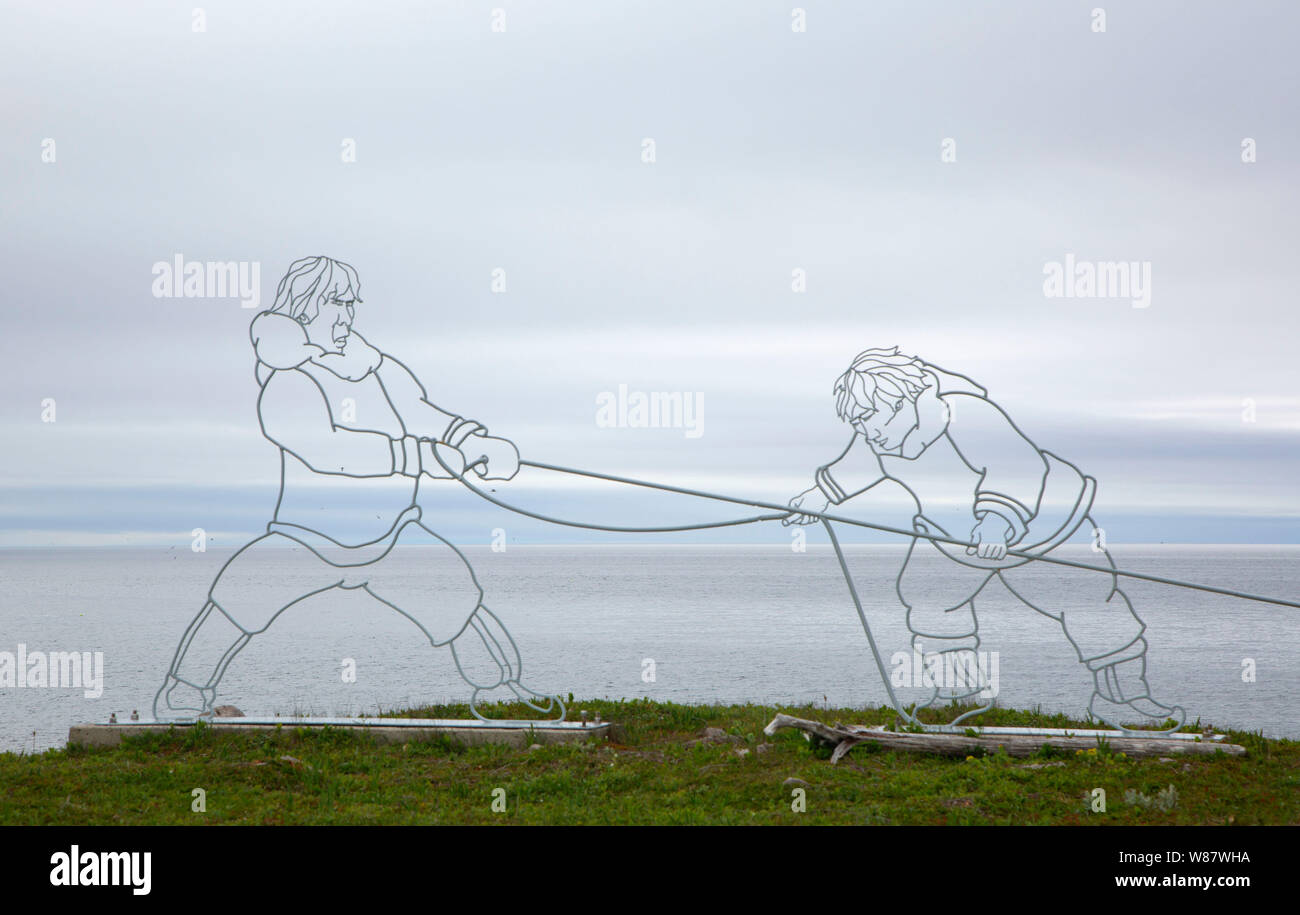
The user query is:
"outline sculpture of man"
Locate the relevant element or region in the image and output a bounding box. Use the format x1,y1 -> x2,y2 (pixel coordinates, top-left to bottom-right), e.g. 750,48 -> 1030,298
154,255 -> 562,721
785,347 -> 1184,731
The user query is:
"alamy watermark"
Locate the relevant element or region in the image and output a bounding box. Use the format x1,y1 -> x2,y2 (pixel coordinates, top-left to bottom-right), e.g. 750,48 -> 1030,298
889,641 -> 1000,698
152,253 -> 261,308
49,846 -> 151,895
0,644 -> 104,698
596,384 -> 704,439
1043,254 -> 1151,308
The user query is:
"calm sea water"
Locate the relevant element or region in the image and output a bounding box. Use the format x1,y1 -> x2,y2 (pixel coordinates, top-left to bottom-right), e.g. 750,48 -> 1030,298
0,544 -> 1296,753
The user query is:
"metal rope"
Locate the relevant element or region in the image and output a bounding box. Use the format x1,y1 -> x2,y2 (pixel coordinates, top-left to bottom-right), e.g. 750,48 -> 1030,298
438,453 -> 785,533
437,453 -> 1297,735
515,459 -> 1300,611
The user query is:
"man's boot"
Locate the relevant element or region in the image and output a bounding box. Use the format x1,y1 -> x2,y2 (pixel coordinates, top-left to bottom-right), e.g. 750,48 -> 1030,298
153,677 -> 216,720
153,601 -> 248,721
452,606 -> 565,721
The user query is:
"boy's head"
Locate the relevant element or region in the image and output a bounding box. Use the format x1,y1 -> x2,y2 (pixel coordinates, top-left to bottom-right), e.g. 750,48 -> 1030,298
270,256 -> 362,353
833,347 -> 932,450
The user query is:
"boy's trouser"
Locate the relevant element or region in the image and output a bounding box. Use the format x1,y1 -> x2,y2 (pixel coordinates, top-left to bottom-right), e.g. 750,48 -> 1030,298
896,518 -> 1145,664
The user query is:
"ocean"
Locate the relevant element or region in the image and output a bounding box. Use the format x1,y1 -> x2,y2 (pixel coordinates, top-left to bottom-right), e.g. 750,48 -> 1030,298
0,543 -> 1296,753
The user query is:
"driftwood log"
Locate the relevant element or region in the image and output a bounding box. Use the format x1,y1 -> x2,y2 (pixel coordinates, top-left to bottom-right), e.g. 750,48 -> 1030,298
763,714 -> 1246,762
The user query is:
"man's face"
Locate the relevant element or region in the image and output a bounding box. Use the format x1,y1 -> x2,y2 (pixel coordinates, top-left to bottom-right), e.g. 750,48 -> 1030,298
303,294 -> 356,353
848,394 -> 918,451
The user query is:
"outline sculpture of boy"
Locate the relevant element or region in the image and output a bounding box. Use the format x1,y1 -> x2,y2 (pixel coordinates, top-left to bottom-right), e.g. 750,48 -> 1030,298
785,347 -> 1184,731
153,255 -> 563,721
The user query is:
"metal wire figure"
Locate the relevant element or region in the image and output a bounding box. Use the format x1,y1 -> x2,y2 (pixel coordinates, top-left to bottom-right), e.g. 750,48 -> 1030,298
153,256 -> 563,722
783,347 -> 1183,731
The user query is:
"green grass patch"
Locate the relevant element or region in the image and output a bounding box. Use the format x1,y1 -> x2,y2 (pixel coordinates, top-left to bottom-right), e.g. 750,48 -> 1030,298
2,700 -> 1294,825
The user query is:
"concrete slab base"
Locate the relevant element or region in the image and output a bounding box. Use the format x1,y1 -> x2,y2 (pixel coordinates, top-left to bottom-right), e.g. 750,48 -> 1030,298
68,716 -> 613,749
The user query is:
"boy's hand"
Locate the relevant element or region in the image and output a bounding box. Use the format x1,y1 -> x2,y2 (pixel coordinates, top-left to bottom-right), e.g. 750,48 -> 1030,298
967,514 -> 1013,560
783,487 -> 828,526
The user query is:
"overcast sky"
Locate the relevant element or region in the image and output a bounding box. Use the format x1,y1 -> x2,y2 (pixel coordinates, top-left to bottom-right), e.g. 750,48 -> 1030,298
1,0 -> 1297,547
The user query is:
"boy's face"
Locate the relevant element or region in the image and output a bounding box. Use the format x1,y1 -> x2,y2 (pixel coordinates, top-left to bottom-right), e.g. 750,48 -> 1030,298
849,393 -> 919,451
304,294 -> 356,353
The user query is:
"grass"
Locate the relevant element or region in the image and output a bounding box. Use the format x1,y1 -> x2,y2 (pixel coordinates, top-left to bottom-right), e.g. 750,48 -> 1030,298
1,699 -> 1295,825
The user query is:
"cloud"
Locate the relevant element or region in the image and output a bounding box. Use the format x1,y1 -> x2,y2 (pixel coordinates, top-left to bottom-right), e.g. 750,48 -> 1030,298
2,0 -> 1296,543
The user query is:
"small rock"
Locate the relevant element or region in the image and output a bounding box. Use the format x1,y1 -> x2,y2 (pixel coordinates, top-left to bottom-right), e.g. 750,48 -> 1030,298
734,748 -> 750,758
214,705 -> 245,718
528,743 -> 543,751
1157,757 -> 1175,763
782,777 -> 809,789
685,727 -> 744,748
755,742 -> 774,755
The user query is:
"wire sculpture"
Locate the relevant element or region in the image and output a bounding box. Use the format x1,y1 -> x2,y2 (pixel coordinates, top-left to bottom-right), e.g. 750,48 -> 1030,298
154,255 -> 563,723
787,348 -> 1180,731
156,257 -> 1296,735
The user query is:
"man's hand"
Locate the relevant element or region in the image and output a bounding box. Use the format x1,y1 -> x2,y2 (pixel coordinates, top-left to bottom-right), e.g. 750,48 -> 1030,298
461,433 -> 520,481
967,514 -> 1013,560
420,440 -> 466,479
783,487 -> 829,526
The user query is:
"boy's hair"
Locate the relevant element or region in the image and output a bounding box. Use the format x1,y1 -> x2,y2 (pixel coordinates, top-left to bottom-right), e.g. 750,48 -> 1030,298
270,256 -> 362,324
833,347 -> 930,420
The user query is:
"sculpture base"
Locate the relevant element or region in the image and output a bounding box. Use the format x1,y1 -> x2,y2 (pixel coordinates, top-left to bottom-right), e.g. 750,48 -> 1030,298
69,716 -> 612,749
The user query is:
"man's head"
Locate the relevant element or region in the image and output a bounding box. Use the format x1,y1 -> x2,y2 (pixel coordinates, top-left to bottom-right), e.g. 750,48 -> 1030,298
270,256 -> 362,353
833,347 -> 933,450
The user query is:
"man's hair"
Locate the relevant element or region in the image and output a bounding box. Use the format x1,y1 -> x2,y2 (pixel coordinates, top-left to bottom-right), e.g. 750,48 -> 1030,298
833,347 -> 929,420
270,256 -> 362,324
